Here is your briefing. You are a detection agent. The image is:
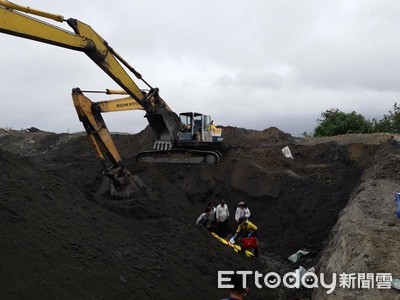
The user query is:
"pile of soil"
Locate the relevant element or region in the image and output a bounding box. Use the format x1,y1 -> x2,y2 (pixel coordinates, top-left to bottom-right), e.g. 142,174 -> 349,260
0,126 -> 399,299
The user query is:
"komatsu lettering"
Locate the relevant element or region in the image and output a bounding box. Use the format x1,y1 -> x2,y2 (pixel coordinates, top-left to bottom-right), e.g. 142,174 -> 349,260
116,102 -> 136,108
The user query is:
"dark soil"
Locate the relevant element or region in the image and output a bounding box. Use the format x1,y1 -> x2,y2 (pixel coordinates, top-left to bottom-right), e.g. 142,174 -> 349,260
0,126 -> 397,299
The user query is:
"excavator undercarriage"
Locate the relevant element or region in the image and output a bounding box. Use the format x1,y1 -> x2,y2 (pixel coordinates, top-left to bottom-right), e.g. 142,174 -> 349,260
136,148 -> 223,164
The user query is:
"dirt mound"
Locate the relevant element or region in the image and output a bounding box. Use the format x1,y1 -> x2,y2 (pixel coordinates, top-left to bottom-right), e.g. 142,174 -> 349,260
0,127 -> 399,299
222,126 -> 296,149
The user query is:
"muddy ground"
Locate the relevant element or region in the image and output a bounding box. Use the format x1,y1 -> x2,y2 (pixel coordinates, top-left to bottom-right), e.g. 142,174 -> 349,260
0,126 -> 399,299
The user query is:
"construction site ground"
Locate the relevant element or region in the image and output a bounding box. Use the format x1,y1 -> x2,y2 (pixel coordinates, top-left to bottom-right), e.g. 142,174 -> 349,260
0,126 -> 399,299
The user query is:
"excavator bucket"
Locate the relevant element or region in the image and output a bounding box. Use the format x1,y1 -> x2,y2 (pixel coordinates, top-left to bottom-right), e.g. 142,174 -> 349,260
146,108 -> 180,144
107,168 -> 145,199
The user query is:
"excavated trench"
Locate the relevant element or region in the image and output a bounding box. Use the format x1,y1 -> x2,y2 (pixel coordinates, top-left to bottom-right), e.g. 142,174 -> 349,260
99,137 -> 372,299
0,127 -> 390,299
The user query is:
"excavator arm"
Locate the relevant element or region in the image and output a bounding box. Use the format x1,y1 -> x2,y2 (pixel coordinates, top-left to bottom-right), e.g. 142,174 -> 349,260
71,88 -> 145,198
0,0 -> 180,198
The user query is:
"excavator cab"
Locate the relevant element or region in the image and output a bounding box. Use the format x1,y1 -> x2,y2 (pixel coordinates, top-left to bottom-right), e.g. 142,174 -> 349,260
136,111 -> 223,164
178,112 -> 223,144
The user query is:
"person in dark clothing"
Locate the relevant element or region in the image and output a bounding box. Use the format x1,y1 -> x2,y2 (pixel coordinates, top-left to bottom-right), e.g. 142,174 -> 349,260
196,207 -> 212,231
221,273 -> 249,300
208,201 -> 217,232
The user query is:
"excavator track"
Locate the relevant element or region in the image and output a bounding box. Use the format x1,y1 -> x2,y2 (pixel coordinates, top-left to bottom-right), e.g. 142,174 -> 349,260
136,148 -> 222,164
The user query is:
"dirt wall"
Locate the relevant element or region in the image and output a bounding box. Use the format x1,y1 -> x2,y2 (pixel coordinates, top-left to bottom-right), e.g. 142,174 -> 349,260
313,139 -> 400,299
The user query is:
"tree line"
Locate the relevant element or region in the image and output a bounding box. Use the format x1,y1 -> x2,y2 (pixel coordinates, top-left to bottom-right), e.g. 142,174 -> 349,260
312,103 -> 400,137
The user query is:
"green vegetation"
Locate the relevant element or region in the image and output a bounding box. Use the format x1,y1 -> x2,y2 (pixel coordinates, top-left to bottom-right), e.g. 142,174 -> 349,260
314,103 -> 400,137
370,103 -> 400,134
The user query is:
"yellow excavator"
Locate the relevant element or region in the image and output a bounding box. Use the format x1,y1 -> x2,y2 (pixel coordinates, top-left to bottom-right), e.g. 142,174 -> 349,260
0,1 -> 223,199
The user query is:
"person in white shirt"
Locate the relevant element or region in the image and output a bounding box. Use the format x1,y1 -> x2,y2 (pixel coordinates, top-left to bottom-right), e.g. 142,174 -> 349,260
235,201 -> 251,223
216,199 -> 230,237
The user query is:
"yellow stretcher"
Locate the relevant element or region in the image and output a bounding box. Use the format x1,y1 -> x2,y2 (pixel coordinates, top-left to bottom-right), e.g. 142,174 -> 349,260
210,232 -> 254,257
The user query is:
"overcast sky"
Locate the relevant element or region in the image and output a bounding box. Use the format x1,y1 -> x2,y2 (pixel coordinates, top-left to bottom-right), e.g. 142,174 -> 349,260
1,0 -> 399,136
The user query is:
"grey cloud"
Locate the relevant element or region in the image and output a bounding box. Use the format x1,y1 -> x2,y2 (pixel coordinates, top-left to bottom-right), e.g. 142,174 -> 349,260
215,71 -> 285,90
1,0 -> 400,136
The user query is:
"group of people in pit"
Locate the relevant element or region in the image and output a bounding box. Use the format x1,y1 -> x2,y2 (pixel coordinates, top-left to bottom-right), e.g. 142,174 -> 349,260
196,199 -> 259,257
